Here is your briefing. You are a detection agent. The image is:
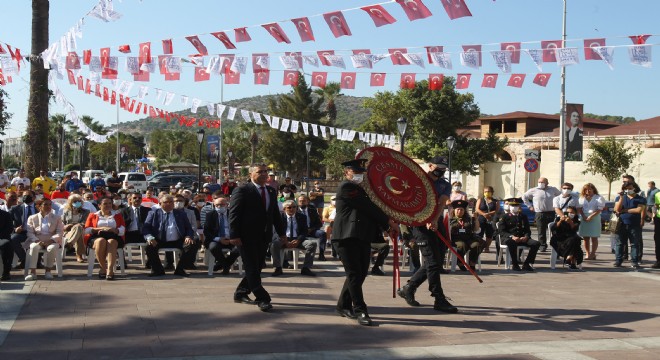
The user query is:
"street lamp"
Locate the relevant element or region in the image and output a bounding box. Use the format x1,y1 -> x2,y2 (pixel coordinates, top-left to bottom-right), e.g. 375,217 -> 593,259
78,137 -> 86,172
0,139 -> 4,167
227,149 -> 234,174
446,136 -> 456,185
305,141 -> 311,196
397,117 -> 407,153
197,129 -> 205,188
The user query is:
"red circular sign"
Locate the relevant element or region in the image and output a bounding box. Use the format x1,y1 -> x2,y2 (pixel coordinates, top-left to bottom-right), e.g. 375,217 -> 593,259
356,147 -> 439,226
524,158 -> 539,173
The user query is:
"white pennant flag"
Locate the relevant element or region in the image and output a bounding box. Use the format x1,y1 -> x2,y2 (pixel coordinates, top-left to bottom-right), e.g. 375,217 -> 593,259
324,55 -> 346,69
280,118 -> 291,132
166,57 -> 182,73
230,56 -> 248,74
164,92 -> 175,106
311,124 -> 319,137
524,49 -> 544,71
347,130 -> 356,142
319,126 -> 327,138
329,127 -> 335,135
137,85 -> 148,99
227,107 -> 237,120
181,95 -> 189,106
207,103 -> 215,116
460,51 -> 480,69
279,56 -> 300,69
241,109 -> 252,122
126,57 -> 139,74
216,104 -> 226,118
359,132 -> 367,142
350,54 -> 372,69
140,59 -> 156,73
290,120 -> 299,133
302,55 -> 319,67
89,71 -> 101,84
557,48 -> 580,67
403,53 -> 425,68
491,50 -> 513,73
89,56 -> 102,72
629,45 -> 652,68
367,54 -> 390,65
206,56 -> 221,75
117,80 -> 133,96
301,122 -> 309,135
256,55 -> 270,69
377,134 -> 384,145
252,112 -> 263,124
156,89 -> 164,101
593,46 -> 615,70
263,114 -> 272,127
271,116 -> 280,129
191,98 -> 202,113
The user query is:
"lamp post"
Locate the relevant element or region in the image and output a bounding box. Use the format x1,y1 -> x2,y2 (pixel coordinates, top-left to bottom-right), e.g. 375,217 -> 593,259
396,117 -> 407,153
197,129 -> 205,188
305,141 -> 311,196
78,137 -> 86,172
227,149 -> 234,175
0,139 -> 4,167
446,136 -> 456,185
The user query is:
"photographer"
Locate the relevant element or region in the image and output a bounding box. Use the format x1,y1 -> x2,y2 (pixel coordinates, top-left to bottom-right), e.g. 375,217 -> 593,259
613,182 -> 645,269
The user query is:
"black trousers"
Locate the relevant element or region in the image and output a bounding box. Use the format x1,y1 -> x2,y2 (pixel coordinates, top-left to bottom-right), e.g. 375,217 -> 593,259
208,241 -> 240,269
235,240 -> 270,303
336,238 -> 372,314
408,227 -> 445,298
124,230 -> 145,244
504,237 -> 541,266
534,212 -> 555,246
654,217 -> 660,262
146,239 -> 196,272
371,242 -> 390,268
0,238 -> 13,277
10,232 -> 27,262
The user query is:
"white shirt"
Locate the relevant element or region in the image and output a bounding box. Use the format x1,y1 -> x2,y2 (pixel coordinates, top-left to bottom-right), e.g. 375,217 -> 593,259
252,182 -> 270,209
162,211 -> 179,242
213,210 -> 230,242
553,194 -> 578,211
11,177 -> 31,187
578,194 -> 605,214
128,206 -> 140,232
40,214 -> 50,233
0,173 -> 9,189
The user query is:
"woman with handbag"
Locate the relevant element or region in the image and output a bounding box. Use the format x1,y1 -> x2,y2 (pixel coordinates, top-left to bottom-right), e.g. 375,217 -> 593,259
577,183 -> 605,260
84,197 -> 126,280
61,194 -> 90,263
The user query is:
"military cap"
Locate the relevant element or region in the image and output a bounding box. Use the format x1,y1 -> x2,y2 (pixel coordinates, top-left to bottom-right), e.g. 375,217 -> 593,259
341,159 -> 367,172
504,197 -> 523,205
428,156 -> 449,169
451,199 -> 469,209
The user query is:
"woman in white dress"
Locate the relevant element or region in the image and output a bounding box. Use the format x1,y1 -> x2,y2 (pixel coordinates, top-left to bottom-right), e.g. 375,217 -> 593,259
577,183 -> 605,260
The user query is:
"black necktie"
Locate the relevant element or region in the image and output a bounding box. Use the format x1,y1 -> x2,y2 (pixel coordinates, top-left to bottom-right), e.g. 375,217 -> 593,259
160,212 -> 170,241
289,216 -> 295,238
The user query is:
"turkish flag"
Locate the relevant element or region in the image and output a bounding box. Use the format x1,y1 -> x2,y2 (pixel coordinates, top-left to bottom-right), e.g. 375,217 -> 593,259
501,42 -> 521,63
111,91 -> 117,105
139,42 -> 151,64
103,87 -> 109,102
396,0 -> 433,21
286,51 -> 303,69
283,70 -> 300,86
481,74 -> 498,88
324,11 -> 352,38
0,70 -> 5,86
0,44 -> 4,54
162,39 -> 173,54
341,72 -> 356,89
533,73 -> 551,87
119,95 -> 125,108
428,74 -> 443,90
118,45 -> 131,53
234,27 -> 252,42
507,74 -> 526,88
128,99 -> 136,113
440,0 -> 472,20
100,47 -> 110,68
149,106 -> 157,117
425,46 -> 443,63
82,49 -> 91,65
311,72 -> 327,88
389,48 -> 410,65
219,54 -> 235,74
254,71 -> 270,85
584,38 -> 606,60
165,72 -> 180,81
211,32 -> 236,49
185,35 -> 208,56
134,70 -> 149,82
66,52 -> 81,69
361,5 -> 397,27
630,35 -> 651,44
224,71 -> 240,84
456,74 -> 471,89
462,44 -> 482,67
194,67 -> 210,82
291,17 -> 315,42
252,53 -> 269,73
77,76 -> 84,90
67,70 -> 76,84
158,55 -> 170,74
84,79 -> 91,94
370,73 -> 386,86
262,23 -> 291,44
541,40 -> 562,62
135,102 -> 142,114
400,73 -> 416,89
318,50 -> 335,66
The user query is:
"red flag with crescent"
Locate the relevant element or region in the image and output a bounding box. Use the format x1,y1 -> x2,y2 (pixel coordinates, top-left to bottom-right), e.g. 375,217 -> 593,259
262,23 -> 291,44
428,74 -> 443,90
507,74 -> 526,88
395,0 -> 433,21
225,71 -> 240,84
194,67 -> 210,82
67,70 -> 76,85
501,42 -> 521,63
341,72 -> 356,89
317,50 -> 335,66
162,39 -> 173,55
425,46 -> 443,63
441,0 -> 472,20
400,73 -> 416,89
291,17 -> 315,42
118,44 -> 131,53
311,72 -> 327,88
0,70 -> 5,86
211,32 -> 236,49
82,49 -> 91,65
234,27 -> 252,42
389,48 -> 410,65
66,52 -> 81,70
139,42 -> 151,64
481,74 -> 498,88
185,35 -> 208,56
323,11 -> 352,38
254,71 -> 270,85
533,73 -> 551,87
283,70 -> 299,86
134,70 -> 149,82
103,87 -> 109,102
361,5 -> 397,27
584,38 -> 606,60
100,47 -> 110,68
456,74 -> 471,89
370,73 -> 386,86
541,40 -> 562,62
0,44 -> 4,54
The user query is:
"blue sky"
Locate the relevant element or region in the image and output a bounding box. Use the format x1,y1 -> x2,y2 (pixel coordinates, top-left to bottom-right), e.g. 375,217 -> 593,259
1,0 -> 659,139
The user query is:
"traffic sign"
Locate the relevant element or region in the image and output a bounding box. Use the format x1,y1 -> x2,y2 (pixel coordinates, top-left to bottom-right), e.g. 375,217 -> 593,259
524,158 -> 539,173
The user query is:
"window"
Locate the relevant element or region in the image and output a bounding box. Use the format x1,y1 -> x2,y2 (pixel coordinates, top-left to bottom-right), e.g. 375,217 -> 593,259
128,174 -> 146,181
489,121 -> 503,133
503,121 -> 517,133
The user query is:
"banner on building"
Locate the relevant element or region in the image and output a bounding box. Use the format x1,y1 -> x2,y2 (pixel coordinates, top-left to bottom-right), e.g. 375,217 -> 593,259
207,135 -> 219,164
565,103 -> 583,161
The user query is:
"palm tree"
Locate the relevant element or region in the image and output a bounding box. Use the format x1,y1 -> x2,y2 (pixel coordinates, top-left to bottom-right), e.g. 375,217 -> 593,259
313,82 -> 342,125
48,113 -> 68,170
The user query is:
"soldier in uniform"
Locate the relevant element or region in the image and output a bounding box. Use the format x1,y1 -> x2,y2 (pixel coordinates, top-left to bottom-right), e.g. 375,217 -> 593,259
498,198 -> 540,271
332,159 -> 397,326
449,199 -> 484,270
397,156 -> 458,313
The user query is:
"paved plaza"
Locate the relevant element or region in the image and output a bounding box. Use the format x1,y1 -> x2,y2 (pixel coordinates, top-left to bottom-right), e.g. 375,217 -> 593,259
1,229 -> 659,360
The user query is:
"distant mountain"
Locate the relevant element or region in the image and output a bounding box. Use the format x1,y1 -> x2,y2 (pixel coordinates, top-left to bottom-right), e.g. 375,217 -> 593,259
119,94 -> 372,136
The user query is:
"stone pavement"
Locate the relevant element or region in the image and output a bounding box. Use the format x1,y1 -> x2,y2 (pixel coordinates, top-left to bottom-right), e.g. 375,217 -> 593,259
1,230 -> 659,360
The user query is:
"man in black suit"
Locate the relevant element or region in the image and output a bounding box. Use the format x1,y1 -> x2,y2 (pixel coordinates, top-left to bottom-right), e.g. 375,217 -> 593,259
142,194 -> 196,277
332,159 -> 397,326
9,190 -> 37,269
121,192 -> 151,244
297,195 -> 328,261
0,208 -> 15,280
271,200 -> 317,277
203,196 -> 240,275
228,164 -> 285,312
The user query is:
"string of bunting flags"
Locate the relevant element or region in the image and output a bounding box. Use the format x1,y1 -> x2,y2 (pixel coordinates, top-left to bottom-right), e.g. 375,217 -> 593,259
60,73 -> 398,147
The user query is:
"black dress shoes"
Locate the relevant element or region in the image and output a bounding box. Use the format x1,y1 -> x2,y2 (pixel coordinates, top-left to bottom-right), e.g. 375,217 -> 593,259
370,267 -> 385,276
174,268 -> 189,277
272,267 -> 283,276
522,263 -> 535,272
164,263 -> 175,271
300,268 -> 316,276
511,264 -> 522,271
356,312 -> 373,326
257,301 -> 273,312
234,295 -> 256,305
335,308 -> 357,319
213,262 -> 223,272
318,254 -> 326,261
148,270 -> 165,277
1,273 -> 10,281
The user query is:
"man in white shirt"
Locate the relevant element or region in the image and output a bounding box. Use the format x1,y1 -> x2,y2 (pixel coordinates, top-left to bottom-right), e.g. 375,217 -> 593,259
203,196 -> 240,274
270,200 -> 317,277
10,169 -> 31,190
0,167 -> 10,193
523,177 -> 561,252
553,182 -> 578,218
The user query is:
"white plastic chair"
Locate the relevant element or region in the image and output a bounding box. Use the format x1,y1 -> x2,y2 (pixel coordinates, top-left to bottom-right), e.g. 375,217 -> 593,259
124,242 -> 148,266
87,248 -> 125,277
276,238 -> 320,270
447,247 -> 482,273
159,247 -> 181,265
204,248 -> 243,276
496,222 -> 529,270
24,245 -> 64,278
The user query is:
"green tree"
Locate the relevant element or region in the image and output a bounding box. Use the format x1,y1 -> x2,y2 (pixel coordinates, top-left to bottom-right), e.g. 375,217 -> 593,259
451,131 -> 510,175
321,140 -> 359,180
313,82 -> 342,125
48,114 -> 69,170
0,88 -> 12,135
25,0 -> 50,178
582,137 -> 643,200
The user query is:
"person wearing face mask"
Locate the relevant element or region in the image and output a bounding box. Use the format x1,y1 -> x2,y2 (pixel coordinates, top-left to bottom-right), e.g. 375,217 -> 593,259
523,177 -> 561,252
111,194 -> 126,214
297,195 -> 328,262
449,200 -> 483,271
497,198 -> 540,271
553,183 -> 578,222
576,183 -> 605,260
66,172 -> 84,193
550,206 -> 583,269
62,194 -> 91,263
448,182 -> 467,203
174,194 -> 201,270
204,196 -> 240,275
333,159 -> 397,326
613,182 -> 645,269
10,169 -> 31,192
9,190 -> 38,269
475,186 -> 500,253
